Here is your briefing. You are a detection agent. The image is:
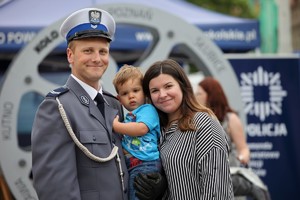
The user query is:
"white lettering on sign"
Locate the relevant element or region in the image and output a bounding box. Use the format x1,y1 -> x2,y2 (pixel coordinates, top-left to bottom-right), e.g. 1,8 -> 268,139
252,168 -> 267,177
247,123 -> 288,137
248,142 -> 273,150
251,151 -> 280,159
248,141 -> 281,177
5,32 -> 36,44
203,29 -> 257,42
0,31 -> 37,45
135,32 -> 152,41
0,32 -> 5,44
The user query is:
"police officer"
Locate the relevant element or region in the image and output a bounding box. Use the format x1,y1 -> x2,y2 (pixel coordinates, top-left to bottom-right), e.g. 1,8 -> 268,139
31,8 -> 129,200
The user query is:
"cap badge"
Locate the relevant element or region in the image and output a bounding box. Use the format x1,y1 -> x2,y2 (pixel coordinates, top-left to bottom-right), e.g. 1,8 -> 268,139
89,10 -> 101,26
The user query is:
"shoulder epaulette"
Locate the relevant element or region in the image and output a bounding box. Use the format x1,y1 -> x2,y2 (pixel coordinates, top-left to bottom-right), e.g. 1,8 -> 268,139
46,86 -> 69,97
103,90 -> 118,100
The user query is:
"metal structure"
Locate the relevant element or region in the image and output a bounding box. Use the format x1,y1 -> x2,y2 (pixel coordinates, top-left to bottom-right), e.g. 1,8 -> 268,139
0,3 -> 244,199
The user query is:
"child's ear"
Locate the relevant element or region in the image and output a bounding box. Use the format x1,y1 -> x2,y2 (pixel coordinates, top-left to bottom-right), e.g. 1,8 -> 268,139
116,95 -> 121,102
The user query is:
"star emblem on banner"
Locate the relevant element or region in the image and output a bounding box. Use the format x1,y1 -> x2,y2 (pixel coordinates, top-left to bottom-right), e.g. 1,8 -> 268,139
240,66 -> 287,121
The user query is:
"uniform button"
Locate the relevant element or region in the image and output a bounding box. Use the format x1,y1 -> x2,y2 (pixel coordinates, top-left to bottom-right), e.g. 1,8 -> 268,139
93,135 -> 96,141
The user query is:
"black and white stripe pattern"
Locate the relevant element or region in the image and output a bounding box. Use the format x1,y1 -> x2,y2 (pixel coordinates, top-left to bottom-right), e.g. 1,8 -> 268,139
160,112 -> 234,200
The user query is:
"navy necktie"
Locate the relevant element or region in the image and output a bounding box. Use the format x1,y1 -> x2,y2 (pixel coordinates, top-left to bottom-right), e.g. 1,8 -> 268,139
95,93 -> 105,117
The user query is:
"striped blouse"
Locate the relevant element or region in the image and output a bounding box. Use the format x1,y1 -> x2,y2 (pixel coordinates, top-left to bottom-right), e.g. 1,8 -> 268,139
160,112 -> 234,200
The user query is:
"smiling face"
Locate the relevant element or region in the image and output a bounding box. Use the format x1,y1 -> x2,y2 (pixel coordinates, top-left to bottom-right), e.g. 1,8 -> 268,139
149,74 -> 183,122
67,37 -> 110,90
117,78 -> 145,112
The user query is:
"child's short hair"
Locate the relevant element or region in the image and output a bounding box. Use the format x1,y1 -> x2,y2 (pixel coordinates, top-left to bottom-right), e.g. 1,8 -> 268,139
113,64 -> 144,94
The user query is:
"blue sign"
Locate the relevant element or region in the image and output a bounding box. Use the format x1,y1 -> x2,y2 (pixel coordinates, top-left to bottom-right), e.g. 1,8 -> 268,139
0,24 -> 259,53
229,57 -> 300,200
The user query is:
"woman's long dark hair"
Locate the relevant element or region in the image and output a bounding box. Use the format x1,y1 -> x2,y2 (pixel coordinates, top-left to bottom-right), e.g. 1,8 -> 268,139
198,77 -> 236,122
143,59 -> 215,131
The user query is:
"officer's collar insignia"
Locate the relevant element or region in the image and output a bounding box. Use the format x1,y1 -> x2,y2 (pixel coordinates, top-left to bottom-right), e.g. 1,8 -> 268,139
79,95 -> 90,106
89,10 -> 101,25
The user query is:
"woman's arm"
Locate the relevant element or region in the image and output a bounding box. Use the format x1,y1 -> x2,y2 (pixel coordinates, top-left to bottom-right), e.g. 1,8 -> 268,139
195,113 -> 234,199
228,113 -> 250,165
199,148 -> 234,199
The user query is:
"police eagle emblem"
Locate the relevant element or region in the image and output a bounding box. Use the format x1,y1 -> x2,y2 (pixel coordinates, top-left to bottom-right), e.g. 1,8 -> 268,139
89,10 -> 101,25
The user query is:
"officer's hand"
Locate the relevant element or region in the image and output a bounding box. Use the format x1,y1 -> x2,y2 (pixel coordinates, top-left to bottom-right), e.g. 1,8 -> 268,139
134,172 -> 167,200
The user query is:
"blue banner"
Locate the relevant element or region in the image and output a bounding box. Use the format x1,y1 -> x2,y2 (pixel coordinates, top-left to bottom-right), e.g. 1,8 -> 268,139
0,24 -> 259,53
229,57 -> 300,200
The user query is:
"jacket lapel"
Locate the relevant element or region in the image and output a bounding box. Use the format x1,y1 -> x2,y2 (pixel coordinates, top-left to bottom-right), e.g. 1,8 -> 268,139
66,76 -> 108,130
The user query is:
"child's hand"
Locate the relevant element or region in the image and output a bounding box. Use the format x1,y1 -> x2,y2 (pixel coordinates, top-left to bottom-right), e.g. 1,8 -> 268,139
114,114 -> 120,121
113,115 -> 120,129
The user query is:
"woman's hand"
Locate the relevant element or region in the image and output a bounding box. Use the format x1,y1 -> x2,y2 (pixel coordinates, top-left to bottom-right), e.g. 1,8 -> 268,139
134,172 -> 168,200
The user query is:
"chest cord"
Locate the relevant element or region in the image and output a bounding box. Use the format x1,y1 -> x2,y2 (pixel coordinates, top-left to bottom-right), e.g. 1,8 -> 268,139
56,97 -> 125,191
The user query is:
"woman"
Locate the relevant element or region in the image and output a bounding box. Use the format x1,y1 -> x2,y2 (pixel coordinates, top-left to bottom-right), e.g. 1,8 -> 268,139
196,77 -> 271,200
141,59 -> 234,199
196,77 -> 250,166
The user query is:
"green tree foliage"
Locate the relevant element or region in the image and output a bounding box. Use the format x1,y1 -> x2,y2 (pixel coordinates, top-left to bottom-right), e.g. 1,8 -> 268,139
187,0 -> 258,19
